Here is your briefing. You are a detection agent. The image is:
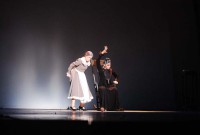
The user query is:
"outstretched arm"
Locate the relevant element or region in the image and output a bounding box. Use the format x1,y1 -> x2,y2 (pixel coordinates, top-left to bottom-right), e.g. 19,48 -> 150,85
97,46 -> 108,69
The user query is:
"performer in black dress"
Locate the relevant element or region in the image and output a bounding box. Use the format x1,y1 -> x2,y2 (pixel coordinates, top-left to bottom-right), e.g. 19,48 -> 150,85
96,46 -> 120,111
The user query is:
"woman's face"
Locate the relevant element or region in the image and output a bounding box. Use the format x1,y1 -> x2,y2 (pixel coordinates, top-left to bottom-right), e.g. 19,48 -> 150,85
104,63 -> 111,69
85,56 -> 93,62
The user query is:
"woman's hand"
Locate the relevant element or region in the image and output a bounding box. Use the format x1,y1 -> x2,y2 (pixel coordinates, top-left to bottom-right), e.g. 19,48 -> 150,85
113,80 -> 118,84
66,72 -> 71,78
104,46 -> 108,52
101,46 -> 108,54
66,72 -> 72,81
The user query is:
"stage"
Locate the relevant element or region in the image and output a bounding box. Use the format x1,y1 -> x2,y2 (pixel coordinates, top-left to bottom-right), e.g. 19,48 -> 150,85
0,109 -> 199,134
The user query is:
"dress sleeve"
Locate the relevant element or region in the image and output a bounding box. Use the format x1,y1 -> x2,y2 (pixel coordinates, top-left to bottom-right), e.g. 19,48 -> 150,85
112,70 -> 119,82
97,53 -> 104,71
66,58 -> 82,75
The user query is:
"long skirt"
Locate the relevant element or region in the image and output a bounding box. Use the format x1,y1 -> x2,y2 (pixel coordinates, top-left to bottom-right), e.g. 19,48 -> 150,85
98,86 -> 120,111
106,87 -> 120,111
68,68 -> 93,103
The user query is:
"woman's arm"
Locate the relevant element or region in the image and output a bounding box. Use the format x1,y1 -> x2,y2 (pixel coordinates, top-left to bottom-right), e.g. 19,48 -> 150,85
66,58 -> 82,77
112,70 -> 119,84
97,46 -> 108,70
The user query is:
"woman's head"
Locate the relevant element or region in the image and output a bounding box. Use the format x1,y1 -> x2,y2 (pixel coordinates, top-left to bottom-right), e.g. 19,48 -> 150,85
103,57 -> 111,69
84,51 -> 93,62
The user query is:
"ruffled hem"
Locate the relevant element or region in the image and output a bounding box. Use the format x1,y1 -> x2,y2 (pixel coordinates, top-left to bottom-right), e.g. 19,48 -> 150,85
68,96 -> 93,103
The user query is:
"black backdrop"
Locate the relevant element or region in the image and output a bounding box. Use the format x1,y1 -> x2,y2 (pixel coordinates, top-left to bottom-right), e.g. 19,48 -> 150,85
0,0 -> 199,110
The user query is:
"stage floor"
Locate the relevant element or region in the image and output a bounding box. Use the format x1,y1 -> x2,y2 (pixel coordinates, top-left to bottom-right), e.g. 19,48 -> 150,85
0,109 -> 200,134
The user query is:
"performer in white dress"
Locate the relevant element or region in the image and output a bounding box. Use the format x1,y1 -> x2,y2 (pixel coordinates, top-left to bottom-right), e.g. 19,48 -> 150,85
66,51 -> 94,111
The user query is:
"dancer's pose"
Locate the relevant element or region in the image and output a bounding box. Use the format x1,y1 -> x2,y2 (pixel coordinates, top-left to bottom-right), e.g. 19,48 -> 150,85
96,46 -> 120,111
66,51 -> 94,111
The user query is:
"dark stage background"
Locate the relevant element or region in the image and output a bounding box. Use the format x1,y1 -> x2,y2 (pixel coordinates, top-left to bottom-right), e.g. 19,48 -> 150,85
0,0 -> 199,110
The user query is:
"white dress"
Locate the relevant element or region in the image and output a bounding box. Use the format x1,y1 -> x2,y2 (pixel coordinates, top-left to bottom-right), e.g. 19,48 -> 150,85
67,57 -> 93,103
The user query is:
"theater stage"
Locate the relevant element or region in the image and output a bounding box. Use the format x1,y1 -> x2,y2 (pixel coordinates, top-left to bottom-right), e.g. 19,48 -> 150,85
0,109 -> 199,134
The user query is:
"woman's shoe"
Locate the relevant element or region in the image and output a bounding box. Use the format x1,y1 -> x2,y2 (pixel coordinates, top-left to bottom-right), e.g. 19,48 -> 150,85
78,106 -> 87,111
70,106 -> 77,111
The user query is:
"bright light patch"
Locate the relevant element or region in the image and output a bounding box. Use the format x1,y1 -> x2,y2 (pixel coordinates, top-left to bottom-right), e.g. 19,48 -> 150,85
7,35 -> 70,109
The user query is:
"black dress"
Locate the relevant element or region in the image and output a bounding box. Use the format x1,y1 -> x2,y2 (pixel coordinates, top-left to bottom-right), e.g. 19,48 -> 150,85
96,53 -> 120,111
